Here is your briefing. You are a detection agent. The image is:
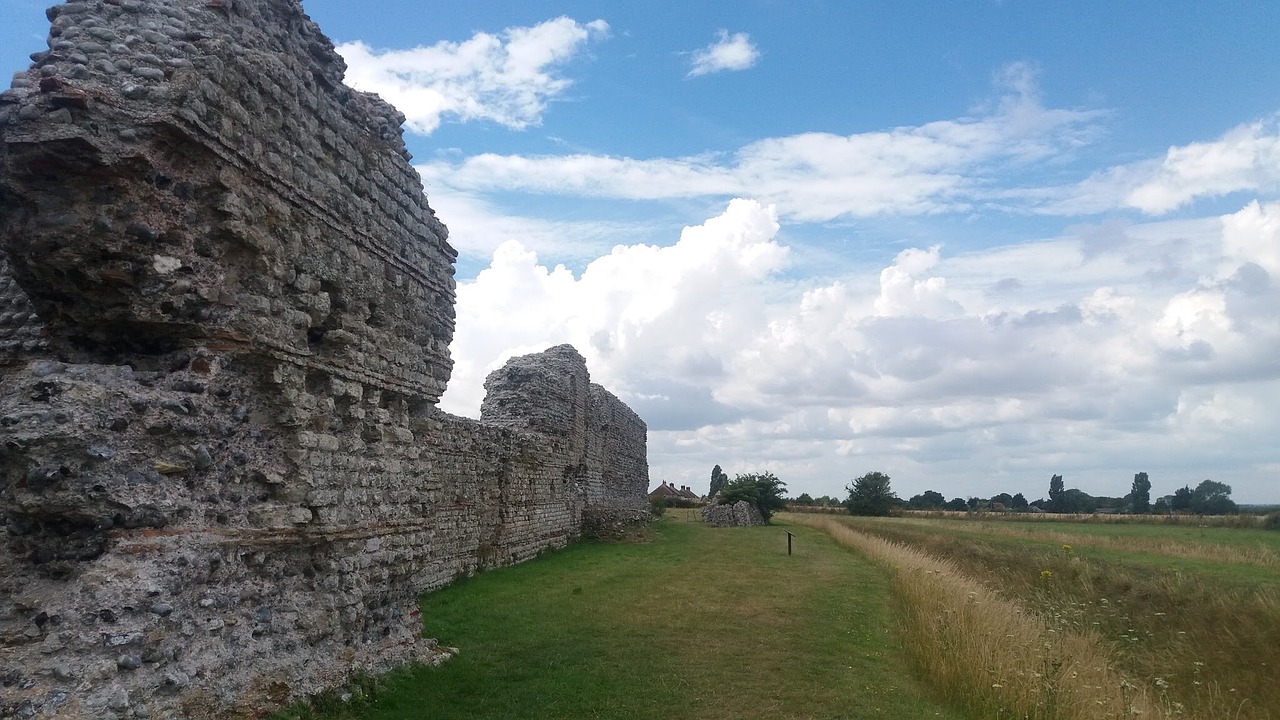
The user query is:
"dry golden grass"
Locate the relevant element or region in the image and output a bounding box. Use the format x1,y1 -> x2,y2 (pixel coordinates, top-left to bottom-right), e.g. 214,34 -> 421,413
802,513 -> 1280,719
787,514 -> 1167,720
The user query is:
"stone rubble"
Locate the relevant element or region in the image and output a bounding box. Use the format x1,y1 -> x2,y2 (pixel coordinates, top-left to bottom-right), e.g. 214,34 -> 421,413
701,501 -> 766,527
0,1 -> 650,717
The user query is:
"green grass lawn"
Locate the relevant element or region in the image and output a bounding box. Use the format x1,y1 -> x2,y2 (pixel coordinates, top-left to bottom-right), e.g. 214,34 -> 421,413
930,517 -> 1280,556
282,518 -> 968,720
856,516 -> 1280,587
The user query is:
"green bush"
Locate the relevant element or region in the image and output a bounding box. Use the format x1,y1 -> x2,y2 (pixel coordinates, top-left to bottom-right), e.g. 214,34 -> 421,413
717,471 -> 787,522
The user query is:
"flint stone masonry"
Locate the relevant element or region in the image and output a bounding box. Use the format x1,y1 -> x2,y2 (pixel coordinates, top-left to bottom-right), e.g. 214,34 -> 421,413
0,1 -> 649,718
701,501 -> 766,527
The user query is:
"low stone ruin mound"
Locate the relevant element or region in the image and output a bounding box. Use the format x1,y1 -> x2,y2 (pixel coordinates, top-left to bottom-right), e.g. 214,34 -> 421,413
701,501 -> 766,527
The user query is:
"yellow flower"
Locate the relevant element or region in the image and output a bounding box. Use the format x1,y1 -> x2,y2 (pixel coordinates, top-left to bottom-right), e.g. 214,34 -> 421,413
1041,570 -> 1054,580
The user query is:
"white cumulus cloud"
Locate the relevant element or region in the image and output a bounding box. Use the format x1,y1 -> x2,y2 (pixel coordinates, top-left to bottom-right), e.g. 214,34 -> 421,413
336,17 -> 608,134
440,199 -> 787,419
440,197 -> 1280,504
688,29 -> 761,77
1221,200 -> 1280,277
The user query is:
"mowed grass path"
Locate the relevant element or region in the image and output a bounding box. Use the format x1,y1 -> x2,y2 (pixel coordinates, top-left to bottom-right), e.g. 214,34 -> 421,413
291,519 -> 967,720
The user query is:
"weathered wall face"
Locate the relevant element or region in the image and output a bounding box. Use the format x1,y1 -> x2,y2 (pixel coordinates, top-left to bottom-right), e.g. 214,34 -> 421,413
0,2 -> 649,718
481,345 -> 651,535
0,0 -> 455,402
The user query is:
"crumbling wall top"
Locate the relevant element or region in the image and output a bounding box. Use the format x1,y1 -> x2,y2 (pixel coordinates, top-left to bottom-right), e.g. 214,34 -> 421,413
480,344 -> 592,439
1,0 -> 456,402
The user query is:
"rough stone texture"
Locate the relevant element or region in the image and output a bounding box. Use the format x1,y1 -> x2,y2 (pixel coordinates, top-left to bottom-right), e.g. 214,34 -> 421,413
701,501 -> 766,527
0,2 -> 649,718
0,255 -> 49,360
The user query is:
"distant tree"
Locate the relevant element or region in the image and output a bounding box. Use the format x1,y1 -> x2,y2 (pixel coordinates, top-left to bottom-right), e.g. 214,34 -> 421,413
1190,480 -> 1237,515
815,495 -> 838,507
1048,474 -> 1065,510
793,493 -> 815,506
967,497 -> 981,510
908,490 -> 947,510
709,465 -> 729,498
945,497 -> 969,511
1153,496 -> 1171,514
1011,493 -> 1029,509
846,471 -> 898,516
1170,485 -> 1194,512
1057,488 -> 1095,514
991,492 -> 1014,508
718,471 -> 788,522
1130,472 -> 1152,513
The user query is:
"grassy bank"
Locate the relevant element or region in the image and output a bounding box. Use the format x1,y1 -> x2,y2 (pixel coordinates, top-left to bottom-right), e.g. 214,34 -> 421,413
280,518 -> 967,720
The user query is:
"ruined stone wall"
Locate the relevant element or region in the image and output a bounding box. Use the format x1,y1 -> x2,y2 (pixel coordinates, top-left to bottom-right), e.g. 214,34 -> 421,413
481,345 -> 651,535
583,385 -> 651,529
0,2 -> 649,718
701,501 -> 766,527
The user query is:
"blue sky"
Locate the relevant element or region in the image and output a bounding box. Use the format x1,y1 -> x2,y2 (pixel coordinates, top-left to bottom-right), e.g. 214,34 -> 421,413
3,1 -> 1279,503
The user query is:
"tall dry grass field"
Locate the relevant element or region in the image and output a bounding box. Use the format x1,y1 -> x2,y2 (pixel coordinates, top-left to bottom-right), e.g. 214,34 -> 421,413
806,513 -> 1280,720
788,515 -> 1163,720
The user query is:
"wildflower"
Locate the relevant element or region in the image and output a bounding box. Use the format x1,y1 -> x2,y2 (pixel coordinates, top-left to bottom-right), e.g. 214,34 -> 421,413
1041,569 -> 1054,580
1061,543 -> 1073,556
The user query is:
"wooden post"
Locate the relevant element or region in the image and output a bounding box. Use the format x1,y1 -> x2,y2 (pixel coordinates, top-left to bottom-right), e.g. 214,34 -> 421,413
786,531 -> 794,556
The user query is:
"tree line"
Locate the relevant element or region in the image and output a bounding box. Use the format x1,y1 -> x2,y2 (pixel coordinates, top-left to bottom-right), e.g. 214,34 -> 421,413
696,465 -> 1243,524
844,471 -> 1240,516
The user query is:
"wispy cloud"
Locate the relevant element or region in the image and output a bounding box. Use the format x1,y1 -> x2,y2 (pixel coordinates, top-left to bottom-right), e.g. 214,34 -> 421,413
1127,119 -> 1280,213
688,29 -> 760,77
1018,117 -> 1280,216
420,184 -> 663,265
417,65 -> 1104,221
336,17 -> 609,134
